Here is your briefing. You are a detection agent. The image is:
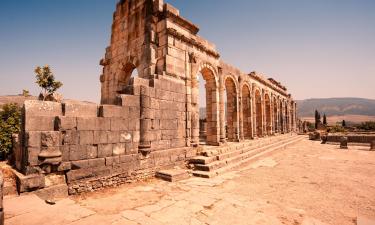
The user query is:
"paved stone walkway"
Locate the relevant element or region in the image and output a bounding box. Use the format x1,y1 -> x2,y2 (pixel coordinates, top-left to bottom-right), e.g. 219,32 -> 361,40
4,138 -> 375,225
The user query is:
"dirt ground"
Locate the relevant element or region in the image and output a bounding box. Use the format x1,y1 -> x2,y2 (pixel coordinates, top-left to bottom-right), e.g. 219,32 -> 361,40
4,137 -> 375,225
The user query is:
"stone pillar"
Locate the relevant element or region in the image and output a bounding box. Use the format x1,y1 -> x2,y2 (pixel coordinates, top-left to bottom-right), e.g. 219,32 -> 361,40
370,140 -> 375,151
250,95 -> 255,139
219,72 -> 226,143
270,97 -> 274,135
239,96 -> 244,140
190,62 -> 199,146
139,86 -> 152,153
340,136 -> 348,149
235,93 -> 240,142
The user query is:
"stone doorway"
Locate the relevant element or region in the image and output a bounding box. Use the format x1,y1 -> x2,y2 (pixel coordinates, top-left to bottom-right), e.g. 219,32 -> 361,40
225,77 -> 238,142
241,84 -> 252,139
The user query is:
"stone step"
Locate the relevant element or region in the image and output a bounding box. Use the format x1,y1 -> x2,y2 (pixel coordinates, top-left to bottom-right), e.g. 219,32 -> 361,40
194,135 -> 301,172
194,134 -> 293,163
192,136 -> 304,178
155,169 -> 190,182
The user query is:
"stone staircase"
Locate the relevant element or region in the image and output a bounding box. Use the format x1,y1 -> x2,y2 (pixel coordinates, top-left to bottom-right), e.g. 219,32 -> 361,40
189,134 -> 304,178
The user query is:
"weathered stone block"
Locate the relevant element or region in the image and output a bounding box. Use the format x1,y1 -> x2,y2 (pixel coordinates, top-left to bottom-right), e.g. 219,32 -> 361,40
98,144 -> 113,157
94,131 -> 108,144
110,118 -> 128,131
71,160 -> 89,169
63,101 -> 98,117
87,145 -> 98,159
79,131 -> 94,145
119,154 -> 138,163
26,131 -> 41,147
62,130 -> 79,145
340,136 -> 348,149
113,143 -> 126,156
41,131 -> 61,147
69,145 -> 87,161
105,156 -> 120,166
24,100 -> 62,117
120,95 -> 140,107
60,145 -> 70,161
27,147 -> 40,166
119,132 -> 132,143
15,171 -> 45,193
55,116 -> 77,130
25,116 -> 55,131
371,140 -> 375,151
99,105 -> 128,118
57,162 -> 72,171
107,131 -> 120,143
89,158 -> 105,168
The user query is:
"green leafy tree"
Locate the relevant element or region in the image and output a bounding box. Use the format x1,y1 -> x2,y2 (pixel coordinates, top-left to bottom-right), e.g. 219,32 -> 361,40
0,103 -> 21,158
34,65 -> 63,101
323,114 -> 327,126
342,120 -> 346,127
22,89 -> 30,97
357,121 -> 375,131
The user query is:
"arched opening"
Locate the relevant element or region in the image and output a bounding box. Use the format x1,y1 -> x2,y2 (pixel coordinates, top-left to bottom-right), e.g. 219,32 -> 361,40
192,67 -> 219,145
225,77 -> 238,141
241,84 -> 252,139
265,94 -> 271,135
273,97 -> 278,133
117,63 -> 138,93
255,89 -> 263,137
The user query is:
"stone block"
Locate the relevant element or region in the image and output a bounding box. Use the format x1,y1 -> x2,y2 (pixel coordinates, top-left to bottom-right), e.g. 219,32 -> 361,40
79,131 -> 94,145
128,120 -> 140,131
156,169 -> 189,182
27,147 -> 40,166
89,158 -> 105,167
105,156 -> 120,166
69,145 -> 87,161
87,145 -> 98,159
119,132 -> 132,143
164,3 -> 179,16
110,118 -> 128,131
107,131 -> 120,143
60,145 -> 70,161
66,169 -> 95,183
125,142 -> 138,155
14,171 -> 45,193
26,131 -> 41,147
119,154 -> 138,163
340,136 -> 348,149
94,131 -> 108,144
113,143 -> 126,156
98,144 -> 113,157
63,100 -> 98,117
41,131 -> 61,147
57,162 -> 72,171
25,116 -> 55,131
62,130 -> 79,145
55,116 -> 77,130
160,119 -> 178,130
24,100 -> 62,117
120,95 -> 140,107
71,160 -> 89,169
129,106 -> 140,119
99,105 -> 128,118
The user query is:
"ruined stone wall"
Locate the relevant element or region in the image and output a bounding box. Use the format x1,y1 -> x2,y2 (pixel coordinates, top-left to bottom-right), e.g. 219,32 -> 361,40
17,91 -> 195,194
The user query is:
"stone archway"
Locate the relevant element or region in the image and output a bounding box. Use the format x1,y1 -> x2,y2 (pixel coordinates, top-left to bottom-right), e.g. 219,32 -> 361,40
241,84 -> 252,139
117,63 -> 138,94
265,93 -> 271,135
191,65 -> 220,146
225,76 -> 238,141
254,89 -> 263,137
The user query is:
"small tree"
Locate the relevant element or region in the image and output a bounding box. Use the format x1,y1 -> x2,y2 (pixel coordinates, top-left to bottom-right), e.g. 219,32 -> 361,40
342,120 -> 346,127
0,103 -> 21,158
323,114 -> 327,126
34,65 -> 63,101
22,89 -> 30,97
314,110 -> 321,129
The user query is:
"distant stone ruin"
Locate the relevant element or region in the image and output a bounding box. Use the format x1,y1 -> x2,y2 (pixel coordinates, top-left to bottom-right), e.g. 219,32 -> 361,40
13,0 -> 297,195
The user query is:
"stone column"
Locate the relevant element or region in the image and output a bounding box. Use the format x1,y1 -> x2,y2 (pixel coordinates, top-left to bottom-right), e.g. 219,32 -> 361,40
261,95 -> 265,137
270,96 -> 274,135
219,70 -> 226,143
190,63 -> 199,146
250,95 -> 255,139
239,95 -> 244,140
139,86 -> 152,153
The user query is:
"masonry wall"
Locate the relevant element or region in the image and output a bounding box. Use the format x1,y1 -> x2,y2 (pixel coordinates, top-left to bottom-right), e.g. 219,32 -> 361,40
17,78 -> 196,193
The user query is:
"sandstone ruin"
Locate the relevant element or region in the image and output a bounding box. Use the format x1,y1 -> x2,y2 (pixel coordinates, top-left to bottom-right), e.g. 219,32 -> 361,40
13,0 -> 297,195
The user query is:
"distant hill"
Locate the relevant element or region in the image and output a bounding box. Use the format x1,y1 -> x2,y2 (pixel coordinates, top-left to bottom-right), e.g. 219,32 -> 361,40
296,98 -> 375,117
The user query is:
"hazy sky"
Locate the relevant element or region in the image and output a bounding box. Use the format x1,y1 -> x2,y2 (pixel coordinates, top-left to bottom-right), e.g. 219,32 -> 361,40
1,0 -> 374,103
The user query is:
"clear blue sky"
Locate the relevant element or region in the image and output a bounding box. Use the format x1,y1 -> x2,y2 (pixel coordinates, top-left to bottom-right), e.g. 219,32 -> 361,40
1,0 -> 374,103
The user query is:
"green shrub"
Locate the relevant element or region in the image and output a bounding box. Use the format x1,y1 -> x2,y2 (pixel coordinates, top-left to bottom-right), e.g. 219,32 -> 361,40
357,121 -> 375,131
327,125 -> 346,133
0,103 -> 21,157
